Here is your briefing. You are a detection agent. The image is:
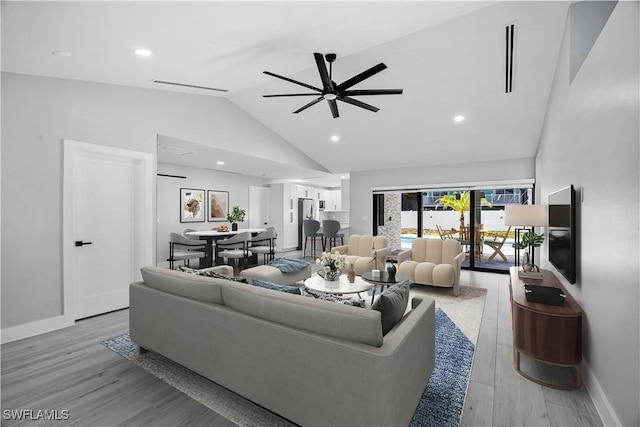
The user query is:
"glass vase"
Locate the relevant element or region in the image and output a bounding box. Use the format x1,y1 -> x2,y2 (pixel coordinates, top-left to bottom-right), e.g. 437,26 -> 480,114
324,269 -> 341,281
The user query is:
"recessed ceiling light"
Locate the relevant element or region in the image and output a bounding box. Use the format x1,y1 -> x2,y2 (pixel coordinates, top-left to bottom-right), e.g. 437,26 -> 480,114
454,115 -> 465,122
51,51 -> 71,58
134,48 -> 152,57
330,135 -> 339,142
217,161 -> 225,165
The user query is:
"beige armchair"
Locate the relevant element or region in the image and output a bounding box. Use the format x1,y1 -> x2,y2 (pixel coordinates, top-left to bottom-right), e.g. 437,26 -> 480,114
333,234 -> 391,275
398,238 -> 464,296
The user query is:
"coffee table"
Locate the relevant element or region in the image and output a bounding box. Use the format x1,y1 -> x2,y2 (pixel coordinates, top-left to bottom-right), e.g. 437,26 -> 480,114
303,273 -> 373,298
361,270 -> 410,304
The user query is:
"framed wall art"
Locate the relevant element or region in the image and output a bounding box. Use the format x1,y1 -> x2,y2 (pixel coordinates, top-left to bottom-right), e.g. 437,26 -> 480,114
180,188 -> 205,223
208,190 -> 229,221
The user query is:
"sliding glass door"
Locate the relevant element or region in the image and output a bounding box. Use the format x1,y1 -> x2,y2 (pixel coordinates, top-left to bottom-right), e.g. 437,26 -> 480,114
373,182 -> 534,273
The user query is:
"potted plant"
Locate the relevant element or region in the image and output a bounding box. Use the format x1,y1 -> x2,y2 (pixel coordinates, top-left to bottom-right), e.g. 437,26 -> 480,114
436,191 -> 492,230
513,230 -> 545,271
226,206 -> 246,231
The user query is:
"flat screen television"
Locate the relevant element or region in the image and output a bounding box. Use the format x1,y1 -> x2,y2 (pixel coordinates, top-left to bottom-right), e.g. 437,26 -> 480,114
547,185 -> 576,283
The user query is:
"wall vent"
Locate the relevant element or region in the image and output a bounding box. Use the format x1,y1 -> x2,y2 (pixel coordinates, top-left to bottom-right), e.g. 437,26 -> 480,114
152,79 -> 228,93
505,22 -> 516,93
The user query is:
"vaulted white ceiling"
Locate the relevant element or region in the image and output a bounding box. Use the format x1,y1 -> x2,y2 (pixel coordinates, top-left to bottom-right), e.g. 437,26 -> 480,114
1,1 -> 570,187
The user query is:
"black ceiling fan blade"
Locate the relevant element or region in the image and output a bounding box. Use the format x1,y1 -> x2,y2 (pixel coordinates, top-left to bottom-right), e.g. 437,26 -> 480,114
328,99 -> 339,118
292,97 -> 323,114
263,71 -> 322,92
335,63 -> 387,91
314,53 -> 334,92
342,89 -> 403,96
263,93 -> 322,97
338,96 -> 380,113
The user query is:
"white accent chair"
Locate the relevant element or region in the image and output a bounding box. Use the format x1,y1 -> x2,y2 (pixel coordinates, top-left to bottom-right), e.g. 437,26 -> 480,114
332,235 -> 391,275
397,238 -> 464,296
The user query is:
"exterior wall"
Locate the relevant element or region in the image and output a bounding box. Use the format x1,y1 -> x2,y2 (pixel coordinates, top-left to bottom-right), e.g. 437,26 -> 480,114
378,193 -> 401,249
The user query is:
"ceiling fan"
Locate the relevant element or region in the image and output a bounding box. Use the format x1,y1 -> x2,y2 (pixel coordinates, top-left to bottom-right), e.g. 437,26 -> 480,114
262,53 -> 403,119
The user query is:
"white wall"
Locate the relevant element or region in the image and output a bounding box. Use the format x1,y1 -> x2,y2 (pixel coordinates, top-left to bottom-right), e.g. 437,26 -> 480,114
156,162 -> 266,267
349,157 -> 535,236
0,72 -> 312,332
536,3 -> 639,425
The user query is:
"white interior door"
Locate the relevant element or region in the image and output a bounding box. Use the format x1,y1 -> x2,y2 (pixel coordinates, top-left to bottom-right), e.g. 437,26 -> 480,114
64,140 -> 153,320
249,186 -> 270,228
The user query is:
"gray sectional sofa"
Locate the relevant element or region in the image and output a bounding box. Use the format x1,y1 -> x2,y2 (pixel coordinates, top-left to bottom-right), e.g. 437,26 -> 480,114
130,266 -> 436,427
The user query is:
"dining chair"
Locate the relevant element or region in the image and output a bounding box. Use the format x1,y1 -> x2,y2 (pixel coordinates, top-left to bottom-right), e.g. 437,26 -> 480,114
250,227 -> 277,264
168,232 -> 206,269
486,226 -> 511,262
215,231 -> 252,273
321,220 -> 344,251
302,220 -> 322,258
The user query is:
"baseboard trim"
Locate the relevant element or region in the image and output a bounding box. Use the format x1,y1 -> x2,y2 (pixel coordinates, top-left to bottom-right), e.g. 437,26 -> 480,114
1,314 -> 74,344
583,359 -> 621,426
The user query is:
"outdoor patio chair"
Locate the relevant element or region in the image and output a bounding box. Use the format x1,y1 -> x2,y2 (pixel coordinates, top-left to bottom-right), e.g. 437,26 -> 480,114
486,226 -> 511,262
436,224 -> 456,240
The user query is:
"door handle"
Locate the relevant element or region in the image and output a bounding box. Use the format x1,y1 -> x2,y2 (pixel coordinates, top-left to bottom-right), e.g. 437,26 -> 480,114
75,241 -> 93,247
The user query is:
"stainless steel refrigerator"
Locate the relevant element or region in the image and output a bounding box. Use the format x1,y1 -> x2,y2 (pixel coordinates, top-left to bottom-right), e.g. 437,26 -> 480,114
297,198 -> 316,250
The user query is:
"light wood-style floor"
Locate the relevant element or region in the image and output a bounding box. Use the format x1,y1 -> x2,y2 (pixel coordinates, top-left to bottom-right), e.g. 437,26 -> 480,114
459,269 -> 603,427
1,259 -> 603,426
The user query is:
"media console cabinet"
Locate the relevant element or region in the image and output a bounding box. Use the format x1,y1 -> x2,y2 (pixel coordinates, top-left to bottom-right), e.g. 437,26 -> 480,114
509,266 -> 583,390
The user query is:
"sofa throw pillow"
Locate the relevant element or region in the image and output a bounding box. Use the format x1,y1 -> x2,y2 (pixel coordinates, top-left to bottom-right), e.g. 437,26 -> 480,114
177,266 -> 248,283
251,279 -> 301,295
301,287 -> 366,308
372,280 -> 411,335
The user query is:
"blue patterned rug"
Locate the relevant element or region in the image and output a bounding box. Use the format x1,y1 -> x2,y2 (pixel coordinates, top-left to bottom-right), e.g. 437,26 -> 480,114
102,308 -> 475,427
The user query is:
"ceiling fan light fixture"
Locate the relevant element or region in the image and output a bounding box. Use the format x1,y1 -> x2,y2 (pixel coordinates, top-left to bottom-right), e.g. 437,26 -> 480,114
263,52 -> 402,118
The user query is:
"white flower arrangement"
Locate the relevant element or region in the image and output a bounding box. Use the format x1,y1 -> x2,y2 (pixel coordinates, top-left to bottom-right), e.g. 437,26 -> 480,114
316,250 -> 347,273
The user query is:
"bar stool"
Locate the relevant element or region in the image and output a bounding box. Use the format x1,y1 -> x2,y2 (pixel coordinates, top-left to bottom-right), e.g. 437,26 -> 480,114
322,219 -> 344,251
303,220 -> 323,258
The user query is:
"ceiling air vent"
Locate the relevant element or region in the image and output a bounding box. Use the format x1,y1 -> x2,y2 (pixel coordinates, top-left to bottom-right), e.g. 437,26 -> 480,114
505,22 -> 516,93
152,80 -> 228,93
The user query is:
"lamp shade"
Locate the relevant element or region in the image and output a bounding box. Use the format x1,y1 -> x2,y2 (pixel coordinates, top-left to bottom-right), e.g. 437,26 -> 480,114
504,204 -> 545,226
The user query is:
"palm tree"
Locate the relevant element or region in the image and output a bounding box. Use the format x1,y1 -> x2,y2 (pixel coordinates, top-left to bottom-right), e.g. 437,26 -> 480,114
435,191 -> 492,230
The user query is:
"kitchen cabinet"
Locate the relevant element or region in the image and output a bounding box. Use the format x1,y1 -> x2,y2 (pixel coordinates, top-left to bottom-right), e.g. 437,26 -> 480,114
269,183 -> 299,250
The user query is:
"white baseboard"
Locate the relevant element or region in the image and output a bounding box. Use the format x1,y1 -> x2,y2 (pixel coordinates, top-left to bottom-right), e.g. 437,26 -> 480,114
1,314 -> 74,344
583,359 -> 621,426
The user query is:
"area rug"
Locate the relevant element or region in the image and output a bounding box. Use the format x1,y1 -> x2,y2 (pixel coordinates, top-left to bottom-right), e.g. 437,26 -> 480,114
102,289 -> 486,427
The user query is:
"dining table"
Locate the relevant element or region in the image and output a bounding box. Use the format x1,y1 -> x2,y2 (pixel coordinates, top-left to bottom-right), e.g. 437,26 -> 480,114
186,228 -> 267,268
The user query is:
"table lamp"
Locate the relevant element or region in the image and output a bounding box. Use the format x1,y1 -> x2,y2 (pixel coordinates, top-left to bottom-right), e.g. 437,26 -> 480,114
504,205 -> 545,268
